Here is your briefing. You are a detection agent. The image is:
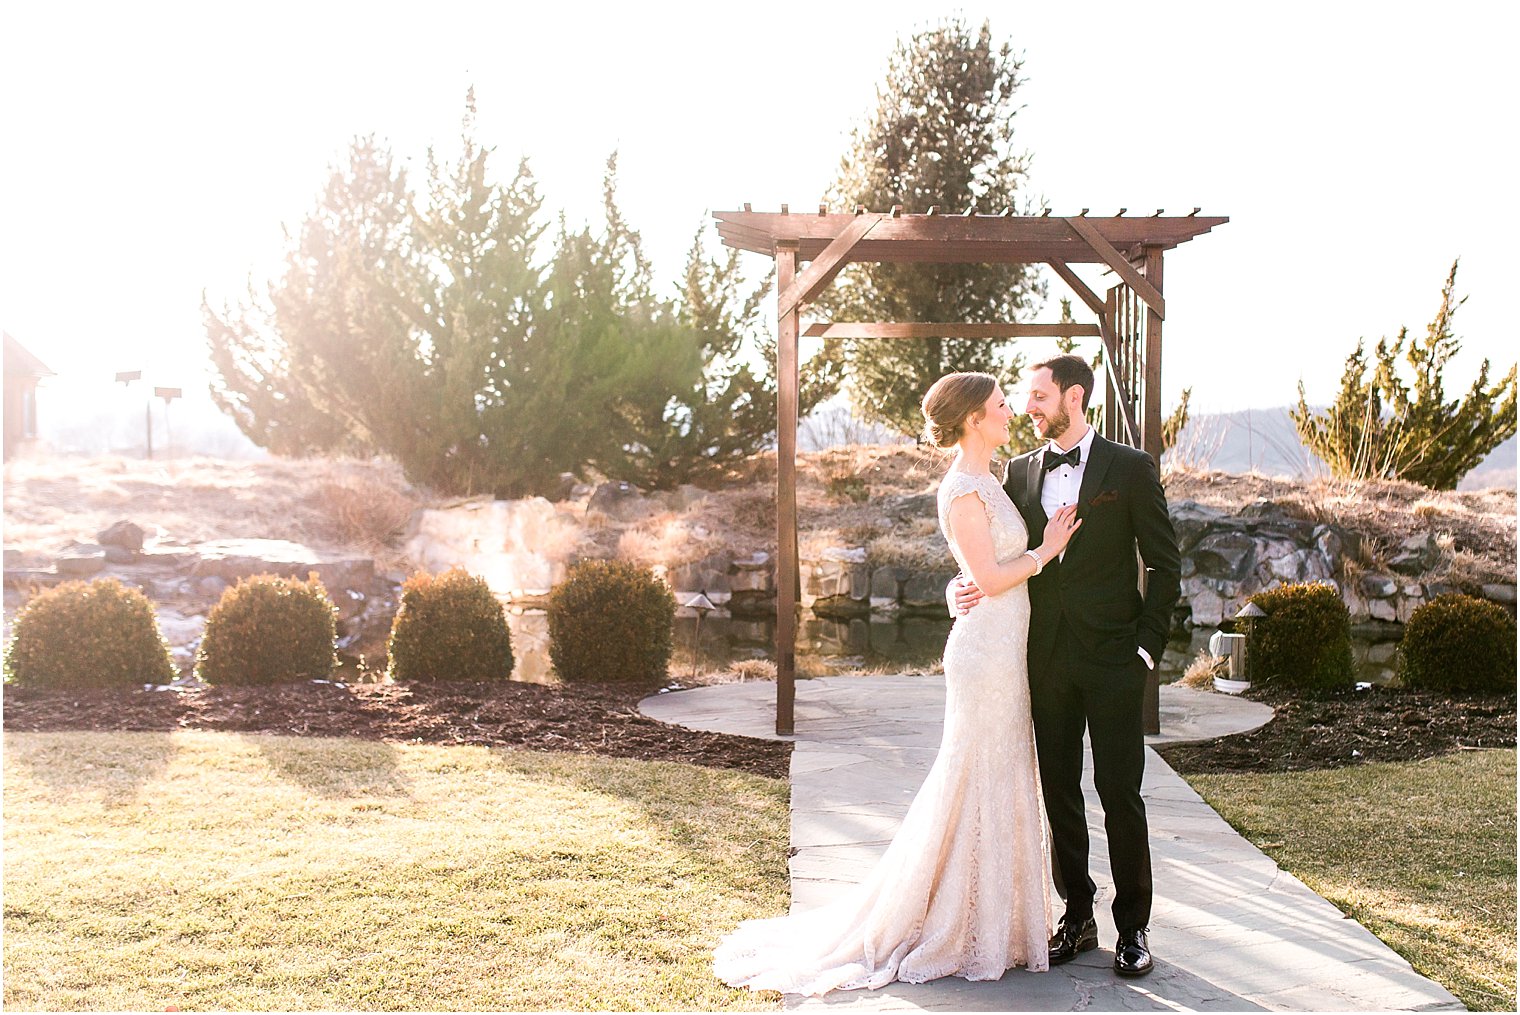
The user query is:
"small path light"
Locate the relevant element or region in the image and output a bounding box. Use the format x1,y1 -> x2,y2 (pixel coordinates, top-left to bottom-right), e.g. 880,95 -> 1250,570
1232,601 -> 1266,687
684,591 -> 715,684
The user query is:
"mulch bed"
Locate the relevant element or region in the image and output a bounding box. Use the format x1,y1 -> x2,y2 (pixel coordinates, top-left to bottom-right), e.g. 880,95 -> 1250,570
1,679 -> 791,780
7,677 -> 1512,780
1157,685 -> 1517,774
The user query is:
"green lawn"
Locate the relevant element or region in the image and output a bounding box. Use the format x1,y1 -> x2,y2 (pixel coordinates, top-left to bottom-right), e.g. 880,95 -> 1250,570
2,730 -> 790,1011
1185,749 -> 1516,1012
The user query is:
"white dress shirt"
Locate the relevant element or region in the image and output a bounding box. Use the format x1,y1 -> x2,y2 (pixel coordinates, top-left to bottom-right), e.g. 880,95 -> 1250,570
1039,425 -> 1097,541
1038,425 -> 1154,670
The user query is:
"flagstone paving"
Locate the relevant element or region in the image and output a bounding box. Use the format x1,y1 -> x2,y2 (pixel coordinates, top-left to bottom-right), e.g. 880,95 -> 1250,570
641,678 -> 1464,1012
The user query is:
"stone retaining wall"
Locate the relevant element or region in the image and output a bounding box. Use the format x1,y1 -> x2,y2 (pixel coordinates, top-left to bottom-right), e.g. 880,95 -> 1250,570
666,499 -> 1518,635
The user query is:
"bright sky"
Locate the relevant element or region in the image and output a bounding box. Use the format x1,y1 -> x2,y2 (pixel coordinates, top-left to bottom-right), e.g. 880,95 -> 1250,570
2,0 -> 1515,424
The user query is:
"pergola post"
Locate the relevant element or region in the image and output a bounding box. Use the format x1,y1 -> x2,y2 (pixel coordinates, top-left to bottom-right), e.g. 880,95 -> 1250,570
1141,246 -> 1165,463
1139,246 -> 1166,735
774,242 -> 800,736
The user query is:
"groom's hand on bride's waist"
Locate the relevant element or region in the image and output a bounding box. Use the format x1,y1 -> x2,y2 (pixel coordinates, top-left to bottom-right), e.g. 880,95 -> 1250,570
948,575 -> 985,615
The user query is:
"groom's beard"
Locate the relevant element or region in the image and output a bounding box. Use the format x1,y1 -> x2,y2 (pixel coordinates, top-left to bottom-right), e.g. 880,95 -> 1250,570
1036,402 -> 1072,443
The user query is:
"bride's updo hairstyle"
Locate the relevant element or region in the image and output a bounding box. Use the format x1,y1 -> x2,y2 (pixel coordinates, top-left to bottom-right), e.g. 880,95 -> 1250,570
920,371 -> 997,449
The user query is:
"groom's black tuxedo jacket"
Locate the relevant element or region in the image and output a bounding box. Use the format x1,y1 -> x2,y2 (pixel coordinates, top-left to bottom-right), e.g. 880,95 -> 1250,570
1004,433 -> 1181,672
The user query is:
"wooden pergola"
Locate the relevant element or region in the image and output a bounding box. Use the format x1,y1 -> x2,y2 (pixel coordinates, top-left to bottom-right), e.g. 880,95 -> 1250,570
715,206 -> 1227,735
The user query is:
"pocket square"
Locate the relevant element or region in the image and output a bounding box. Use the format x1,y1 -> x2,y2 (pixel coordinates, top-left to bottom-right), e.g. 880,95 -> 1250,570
1089,489 -> 1121,507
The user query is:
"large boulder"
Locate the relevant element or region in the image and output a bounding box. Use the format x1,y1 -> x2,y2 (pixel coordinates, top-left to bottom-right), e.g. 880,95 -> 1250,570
587,481 -> 650,522
97,520 -> 146,553
189,539 -> 375,595
1192,531 -> 1258,582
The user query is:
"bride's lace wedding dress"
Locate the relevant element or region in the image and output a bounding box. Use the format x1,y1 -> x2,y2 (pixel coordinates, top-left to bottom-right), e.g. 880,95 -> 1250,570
714,469 -> 1053,996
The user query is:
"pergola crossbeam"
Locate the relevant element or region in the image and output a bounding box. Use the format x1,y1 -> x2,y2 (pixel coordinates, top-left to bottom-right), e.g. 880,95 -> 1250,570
804,322 -> 1100,339
1065,216 -> 1167,319
776,213 -> 883,319
1046,260 -> 1107,317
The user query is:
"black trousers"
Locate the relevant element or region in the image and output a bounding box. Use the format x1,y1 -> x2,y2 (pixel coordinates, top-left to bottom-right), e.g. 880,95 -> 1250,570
1028,617 -> 1153,933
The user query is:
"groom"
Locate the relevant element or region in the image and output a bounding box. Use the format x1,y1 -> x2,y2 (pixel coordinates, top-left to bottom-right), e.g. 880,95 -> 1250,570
955,354 -> 1180,977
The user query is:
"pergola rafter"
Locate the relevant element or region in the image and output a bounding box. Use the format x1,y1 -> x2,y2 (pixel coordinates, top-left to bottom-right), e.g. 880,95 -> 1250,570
715,207 -> 1227,735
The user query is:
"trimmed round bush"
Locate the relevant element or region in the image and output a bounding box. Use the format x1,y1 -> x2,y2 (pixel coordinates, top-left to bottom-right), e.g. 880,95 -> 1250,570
386,568 -> 514,682
548,559 -> 675,683
3,578 -> 175,688
1247,581 -> 1355,694
196,574 -> 336,685
1398,593 -> 1517,693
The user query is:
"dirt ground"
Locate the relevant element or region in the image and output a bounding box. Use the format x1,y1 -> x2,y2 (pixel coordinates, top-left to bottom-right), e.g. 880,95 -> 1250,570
5,675 -> 1511,779
1157,685 -> 1516,774
0,678 -> 792,779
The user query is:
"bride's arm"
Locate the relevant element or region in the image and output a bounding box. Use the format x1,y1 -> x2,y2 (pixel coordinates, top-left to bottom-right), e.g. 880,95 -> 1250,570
946,495 -> 1080,598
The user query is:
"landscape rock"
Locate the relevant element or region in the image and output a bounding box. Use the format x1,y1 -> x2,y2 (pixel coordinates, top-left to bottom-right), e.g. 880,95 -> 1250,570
1388,533 -> 1441,576
55,545 -> 107,576
103,546 -> 136,565
189,539 -> 376,597
870,567 -> 908,611
900,570 -> 956,615
587,481 -> 648,521
1192,531 -> 1257,581
886,492 -> 937,523
1481,583 -> 1517,605
1168,500 -> 1232,553
668,552 -> 735,602
1189,587 -> 1225,628
97,520 -> 146,552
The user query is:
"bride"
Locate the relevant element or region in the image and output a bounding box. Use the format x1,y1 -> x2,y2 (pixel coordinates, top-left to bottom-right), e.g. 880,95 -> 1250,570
714,371 -> 1082,996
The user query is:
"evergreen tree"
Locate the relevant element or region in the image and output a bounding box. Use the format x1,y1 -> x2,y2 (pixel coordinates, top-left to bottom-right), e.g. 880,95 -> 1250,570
204,135 -> 411,456
1292,260 -> 1516,489
204,99 -> 699,497
818,17 -> 1045,436
594,221 -> 773,488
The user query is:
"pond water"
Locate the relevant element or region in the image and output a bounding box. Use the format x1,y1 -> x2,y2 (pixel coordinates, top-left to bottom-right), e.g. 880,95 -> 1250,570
507,611 -> 1404,687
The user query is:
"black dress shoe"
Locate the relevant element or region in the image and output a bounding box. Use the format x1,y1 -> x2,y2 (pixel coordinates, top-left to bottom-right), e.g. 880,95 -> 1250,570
1048,915 -> 1098,965
1114,928 -> 1153,977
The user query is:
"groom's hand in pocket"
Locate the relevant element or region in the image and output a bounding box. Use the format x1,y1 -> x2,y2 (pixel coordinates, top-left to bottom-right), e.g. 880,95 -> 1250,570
948,575 -> 985,616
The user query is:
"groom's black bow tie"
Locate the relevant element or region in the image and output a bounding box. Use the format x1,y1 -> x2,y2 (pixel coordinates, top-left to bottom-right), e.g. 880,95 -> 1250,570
1043,445 -> 1081,472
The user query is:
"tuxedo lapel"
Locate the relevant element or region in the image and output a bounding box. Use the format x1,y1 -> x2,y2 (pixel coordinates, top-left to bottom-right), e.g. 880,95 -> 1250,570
1027,454 -> 1049,531
1064,433 -> 1115,558
1077,434 -> 1116,507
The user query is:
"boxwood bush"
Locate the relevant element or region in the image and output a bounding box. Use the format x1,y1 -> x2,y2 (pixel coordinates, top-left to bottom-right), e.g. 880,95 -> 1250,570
196,574 -> 336,685
1398,593 -> 1516,693
387,568 -> 514,682
3,578 -> 175,688
548,559 -> 675,683
1247,581 -> 1355,694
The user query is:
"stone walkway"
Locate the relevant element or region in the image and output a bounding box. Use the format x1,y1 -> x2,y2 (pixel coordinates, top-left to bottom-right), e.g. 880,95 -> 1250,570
641,677 -> 1464,1012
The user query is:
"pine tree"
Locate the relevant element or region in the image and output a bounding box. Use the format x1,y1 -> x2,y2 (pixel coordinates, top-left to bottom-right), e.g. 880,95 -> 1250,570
818,17 -> 1045,436
204,135 -> 412,457
1292,260 -> 1516,489
204,99 -> 701,497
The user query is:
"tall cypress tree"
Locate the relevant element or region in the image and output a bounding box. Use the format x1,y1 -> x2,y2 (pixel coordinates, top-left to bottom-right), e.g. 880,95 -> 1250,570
818,17 -> 1046,436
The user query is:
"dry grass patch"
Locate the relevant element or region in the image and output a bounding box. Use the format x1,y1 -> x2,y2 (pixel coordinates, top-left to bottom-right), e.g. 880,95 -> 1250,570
1185,749 -> 1516,1012
3,730 -> 789,1012
3,456 -> 428,564
1164,468 -> 1515,587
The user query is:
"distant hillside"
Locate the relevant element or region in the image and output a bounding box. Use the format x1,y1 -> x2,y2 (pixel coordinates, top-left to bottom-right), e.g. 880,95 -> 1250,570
1164,407 -> 1516,491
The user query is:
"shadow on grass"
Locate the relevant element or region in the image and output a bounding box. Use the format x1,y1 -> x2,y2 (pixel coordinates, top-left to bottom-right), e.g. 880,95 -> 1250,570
246,732 -> 414,799
3,729 -> 178,806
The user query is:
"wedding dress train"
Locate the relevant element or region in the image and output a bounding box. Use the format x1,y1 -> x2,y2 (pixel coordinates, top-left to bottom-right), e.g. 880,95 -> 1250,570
714,469 -> 1053,996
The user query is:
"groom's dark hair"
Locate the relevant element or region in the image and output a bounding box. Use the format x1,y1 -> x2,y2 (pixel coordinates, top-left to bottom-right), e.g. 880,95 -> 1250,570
1033,354 -> 1095,411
